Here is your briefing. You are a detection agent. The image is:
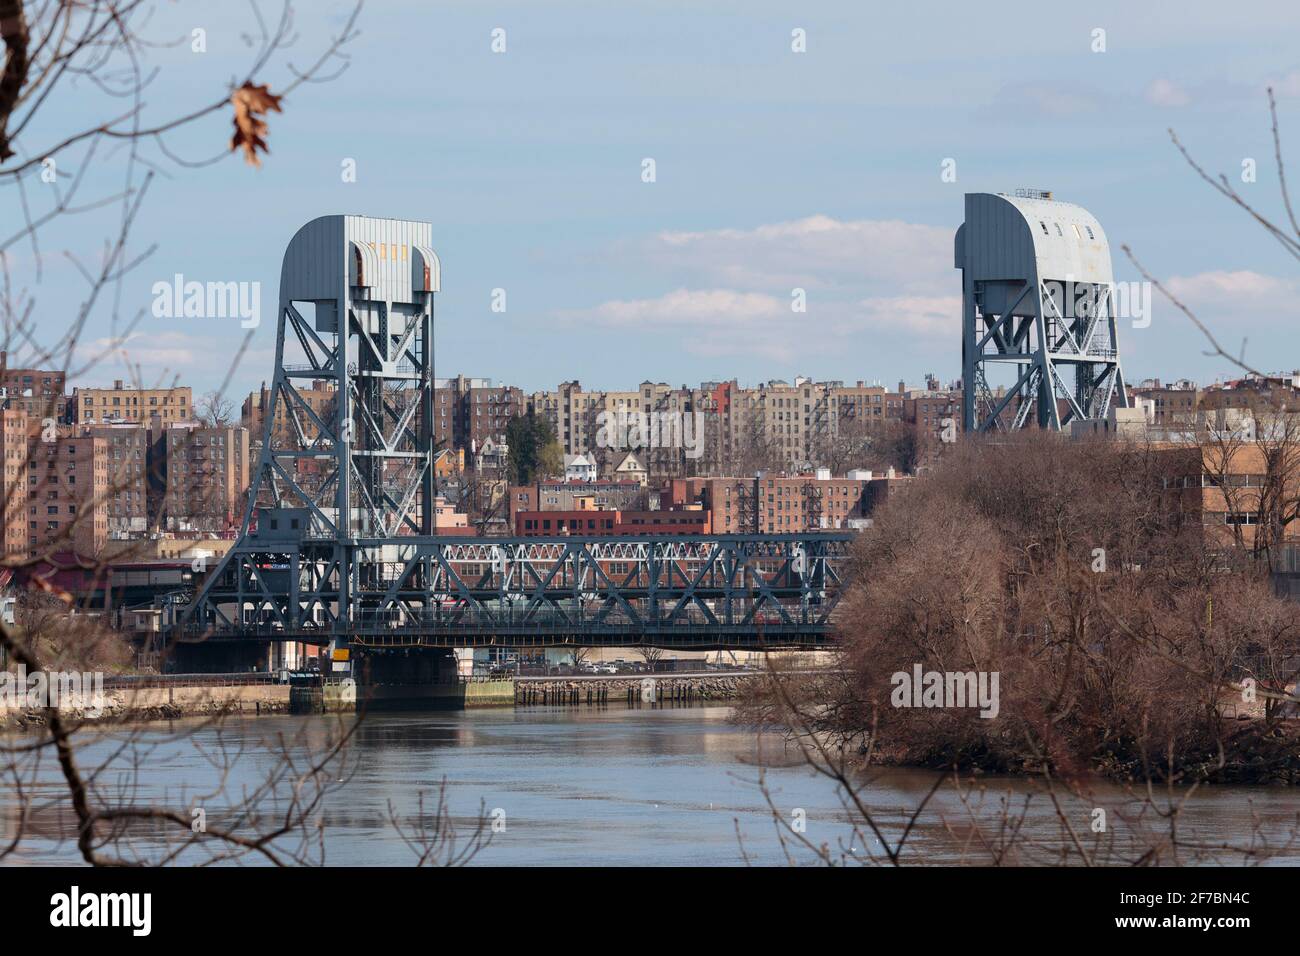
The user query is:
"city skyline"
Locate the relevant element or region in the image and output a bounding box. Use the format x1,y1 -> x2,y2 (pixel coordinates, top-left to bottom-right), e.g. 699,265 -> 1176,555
15,0 -> 1300,401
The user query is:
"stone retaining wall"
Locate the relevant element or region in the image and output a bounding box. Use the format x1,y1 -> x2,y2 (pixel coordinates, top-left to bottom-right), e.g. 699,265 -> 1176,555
0,684 -> 292,730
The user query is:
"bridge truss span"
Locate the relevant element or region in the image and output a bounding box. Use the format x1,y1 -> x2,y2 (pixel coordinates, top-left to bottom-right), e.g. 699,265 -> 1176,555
179,532 -> 854,650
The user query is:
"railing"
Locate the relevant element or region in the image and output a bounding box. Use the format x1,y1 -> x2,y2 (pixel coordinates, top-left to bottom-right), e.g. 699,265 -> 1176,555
200,605 -> 825,636
102,672 -> 280,690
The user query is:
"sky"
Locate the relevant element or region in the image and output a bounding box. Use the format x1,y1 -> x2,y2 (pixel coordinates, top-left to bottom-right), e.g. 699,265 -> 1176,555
8,0 -> 1300,402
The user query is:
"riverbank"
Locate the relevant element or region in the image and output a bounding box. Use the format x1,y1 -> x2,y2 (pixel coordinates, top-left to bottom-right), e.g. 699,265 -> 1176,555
0,671 -> 755,728
516,672 -> 757,706
0,680 -> 292,730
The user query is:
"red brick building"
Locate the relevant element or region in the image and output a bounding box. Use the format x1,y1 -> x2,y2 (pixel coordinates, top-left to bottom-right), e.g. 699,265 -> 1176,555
515,494 -> 711,536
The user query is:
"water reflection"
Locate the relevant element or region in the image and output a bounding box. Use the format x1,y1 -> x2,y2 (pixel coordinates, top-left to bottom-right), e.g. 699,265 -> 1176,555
2,705 -> 1297,866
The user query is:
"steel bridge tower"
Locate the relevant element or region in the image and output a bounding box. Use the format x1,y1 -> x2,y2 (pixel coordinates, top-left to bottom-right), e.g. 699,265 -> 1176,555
956,191 -> 1128,432
182,215 -> 440,669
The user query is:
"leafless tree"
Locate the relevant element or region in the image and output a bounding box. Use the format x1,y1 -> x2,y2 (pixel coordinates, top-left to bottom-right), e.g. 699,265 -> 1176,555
195,390 -> 235,428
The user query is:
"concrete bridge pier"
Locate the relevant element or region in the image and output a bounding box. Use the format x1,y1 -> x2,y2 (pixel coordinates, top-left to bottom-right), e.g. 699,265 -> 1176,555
352,647 -> 512,710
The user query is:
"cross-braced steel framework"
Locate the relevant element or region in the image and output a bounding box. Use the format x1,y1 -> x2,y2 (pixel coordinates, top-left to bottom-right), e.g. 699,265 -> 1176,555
957,191 -> 1128,432
177,215 -> 852,654
176,532 -> 852,650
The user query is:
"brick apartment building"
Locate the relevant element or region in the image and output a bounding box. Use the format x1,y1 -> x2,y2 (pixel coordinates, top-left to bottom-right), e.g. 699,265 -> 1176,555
74,381 -> 191,426
83,422 -> 155,537
0,409 -> 28,556
434,376 -> 523,456
26,431 -> 109,557
160,423 -> 250,532
242,379 -> 335,445
515,493 -> 711,537
0,354 -> 67,423
667,470 -> 907,534
507,479 -> 647,528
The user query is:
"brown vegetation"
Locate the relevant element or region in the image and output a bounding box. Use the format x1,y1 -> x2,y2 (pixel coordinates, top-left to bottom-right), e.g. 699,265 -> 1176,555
747,433 -> 1300,785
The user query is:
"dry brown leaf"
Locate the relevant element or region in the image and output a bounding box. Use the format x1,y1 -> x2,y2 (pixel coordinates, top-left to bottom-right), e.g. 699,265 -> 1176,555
229,81 -> 284,167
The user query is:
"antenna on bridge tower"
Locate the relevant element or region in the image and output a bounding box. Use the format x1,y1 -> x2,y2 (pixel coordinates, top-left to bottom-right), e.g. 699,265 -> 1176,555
955,192 -> 1128,432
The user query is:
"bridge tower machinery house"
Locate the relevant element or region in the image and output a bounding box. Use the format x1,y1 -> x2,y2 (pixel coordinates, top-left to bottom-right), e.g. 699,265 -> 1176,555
956,190 -> 1129,433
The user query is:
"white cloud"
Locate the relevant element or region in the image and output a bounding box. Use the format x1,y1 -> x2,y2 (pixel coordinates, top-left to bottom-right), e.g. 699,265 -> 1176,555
575,288 -> 785,328
1165,269 -> 1299,305
1145,78 -> 1191,107
563,288 -> 959,362
84,331 -> 200,373
642,214 -> 951,292
563,214 -> 965,363
849,294 -> 961,339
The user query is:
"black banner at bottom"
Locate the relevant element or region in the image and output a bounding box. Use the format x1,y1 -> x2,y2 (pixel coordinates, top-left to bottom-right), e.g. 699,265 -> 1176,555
1,865 -> 1280,943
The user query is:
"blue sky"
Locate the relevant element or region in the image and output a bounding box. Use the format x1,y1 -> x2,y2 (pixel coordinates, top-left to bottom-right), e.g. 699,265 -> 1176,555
9,0 -> 1300,401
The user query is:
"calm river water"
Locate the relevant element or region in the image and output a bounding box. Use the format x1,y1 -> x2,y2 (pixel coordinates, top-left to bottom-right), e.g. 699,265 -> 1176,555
4,704 -> 1298,865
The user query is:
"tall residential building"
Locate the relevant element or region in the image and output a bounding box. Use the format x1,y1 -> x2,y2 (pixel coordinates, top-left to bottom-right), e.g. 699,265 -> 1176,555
433,376 -> 523,457
160,424 -> 250,532
0,409 -> 29,556
74,380 -> 191,425
82,422 -> 157,537
26,432 -> 109,557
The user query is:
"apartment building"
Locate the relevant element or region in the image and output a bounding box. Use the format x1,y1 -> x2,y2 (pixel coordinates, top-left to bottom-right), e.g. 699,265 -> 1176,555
0,355 -> 67,423
514,493 -> 710,537
1131,379 -> 1201,426
75,381 -> 191,425
433,376 -> 523,455
160,424 -> 250,532
82,422 -> 156,537
667,469 -> 909,534
752,471 -> 874,533
507,479 -> 646,528
242,379 -> 335,444
664,477 -> 751,534
0,409 -> 28,556
26,432 -> 109,557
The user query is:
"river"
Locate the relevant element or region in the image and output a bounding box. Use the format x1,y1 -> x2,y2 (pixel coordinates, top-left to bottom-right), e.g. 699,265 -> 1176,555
3,704 -> 1298,866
